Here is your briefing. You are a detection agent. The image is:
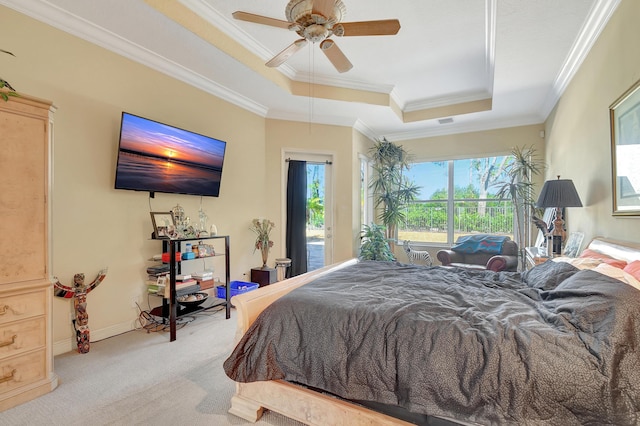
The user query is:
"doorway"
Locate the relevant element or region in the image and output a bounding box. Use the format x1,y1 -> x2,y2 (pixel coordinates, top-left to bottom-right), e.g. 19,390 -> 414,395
284,152 -> 333,272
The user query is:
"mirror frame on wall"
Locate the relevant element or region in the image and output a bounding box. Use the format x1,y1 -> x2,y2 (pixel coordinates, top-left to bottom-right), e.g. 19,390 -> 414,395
610,78 -> 640,216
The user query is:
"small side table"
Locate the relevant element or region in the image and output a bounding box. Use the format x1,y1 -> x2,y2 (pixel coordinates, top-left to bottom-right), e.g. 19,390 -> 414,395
525,246 -> 551,270
251,267 -> 276,287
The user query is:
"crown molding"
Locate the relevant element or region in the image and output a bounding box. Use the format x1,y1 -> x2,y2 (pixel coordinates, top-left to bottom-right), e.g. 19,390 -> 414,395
266,108 -> 358,129
539,0 -> 621,119
293,72 -> 393,94
1,0 -> 616,142
399,90 -> 493,113
0,0 -> 269,117
391,0 -> 495,114
179,0 -> 298,79
266,103 -> 543,142
352,119 -> 378,141
484,0 -> 497,94
384,115 -> 543,142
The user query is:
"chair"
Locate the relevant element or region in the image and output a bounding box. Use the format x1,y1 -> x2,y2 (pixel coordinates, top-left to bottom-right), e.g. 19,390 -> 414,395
437,235 -> 519,272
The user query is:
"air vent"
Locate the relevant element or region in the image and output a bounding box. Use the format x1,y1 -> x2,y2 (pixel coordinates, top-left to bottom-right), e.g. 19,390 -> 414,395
438,117 -> 454,125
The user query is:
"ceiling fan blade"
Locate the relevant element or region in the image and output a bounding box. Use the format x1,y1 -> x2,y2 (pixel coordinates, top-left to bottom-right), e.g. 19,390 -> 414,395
319,39 -> 353,73
232,11 -> 291,29
338,19 -> 401,36
312,0 -> 335,19
266,39 -> 308,68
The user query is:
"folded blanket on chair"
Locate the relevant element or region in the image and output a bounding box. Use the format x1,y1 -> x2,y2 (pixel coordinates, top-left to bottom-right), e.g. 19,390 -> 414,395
452,235 -> 508,254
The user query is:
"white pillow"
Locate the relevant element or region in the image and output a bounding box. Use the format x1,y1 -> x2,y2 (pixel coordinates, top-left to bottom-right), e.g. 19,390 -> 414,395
552,256 -> 603,270
593,263 -> 640,292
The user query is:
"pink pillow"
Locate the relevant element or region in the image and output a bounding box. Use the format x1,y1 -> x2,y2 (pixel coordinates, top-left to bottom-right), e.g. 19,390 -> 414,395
595,264 -> 640,292
552,256 -> 602,270
579,249 -> 628,269
623,260 -> 640,281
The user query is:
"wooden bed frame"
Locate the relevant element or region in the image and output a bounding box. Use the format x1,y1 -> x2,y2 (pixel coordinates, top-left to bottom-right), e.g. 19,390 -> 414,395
227,238 -> 640,425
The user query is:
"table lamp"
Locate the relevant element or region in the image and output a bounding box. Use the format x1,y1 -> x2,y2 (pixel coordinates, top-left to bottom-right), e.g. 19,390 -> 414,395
535,176 -> 583,255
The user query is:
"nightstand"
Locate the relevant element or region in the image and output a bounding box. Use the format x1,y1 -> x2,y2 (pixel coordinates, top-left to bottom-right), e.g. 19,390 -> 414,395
251,267 -> 276,287
525,246 -> 551,270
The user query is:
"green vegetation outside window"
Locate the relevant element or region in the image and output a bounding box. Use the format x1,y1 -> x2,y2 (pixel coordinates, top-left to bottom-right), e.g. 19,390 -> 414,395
399,156 -> 515,244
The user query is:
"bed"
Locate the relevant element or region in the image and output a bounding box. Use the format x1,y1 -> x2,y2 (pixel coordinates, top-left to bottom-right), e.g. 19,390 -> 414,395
224,237 -> 640,425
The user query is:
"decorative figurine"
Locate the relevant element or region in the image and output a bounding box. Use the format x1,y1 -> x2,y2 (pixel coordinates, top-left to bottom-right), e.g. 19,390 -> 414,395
197,207 -> 209,237
54,269 -> 108,353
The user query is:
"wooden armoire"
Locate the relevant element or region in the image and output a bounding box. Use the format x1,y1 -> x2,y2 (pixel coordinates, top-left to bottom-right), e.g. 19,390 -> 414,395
0,91 -> 58,410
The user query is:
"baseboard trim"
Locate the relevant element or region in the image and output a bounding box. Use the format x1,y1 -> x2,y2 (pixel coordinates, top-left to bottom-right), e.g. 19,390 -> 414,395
53,320 -> 134,356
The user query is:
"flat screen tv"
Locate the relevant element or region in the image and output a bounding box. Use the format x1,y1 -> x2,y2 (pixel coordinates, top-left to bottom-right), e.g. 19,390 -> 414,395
114,112 -> 226,197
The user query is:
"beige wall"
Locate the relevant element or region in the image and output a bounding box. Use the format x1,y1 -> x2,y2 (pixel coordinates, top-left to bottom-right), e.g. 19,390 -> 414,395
403,125 -> 545,163
265,119 -> 359,262
544,0 -> 640,245
1,6 -> 268,353
352,130 -> 375,256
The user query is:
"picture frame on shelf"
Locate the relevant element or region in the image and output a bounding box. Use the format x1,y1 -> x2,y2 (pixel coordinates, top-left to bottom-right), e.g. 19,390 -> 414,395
610,78 -> 640,216
150,211 -> 175,239
563,232 -> 585,258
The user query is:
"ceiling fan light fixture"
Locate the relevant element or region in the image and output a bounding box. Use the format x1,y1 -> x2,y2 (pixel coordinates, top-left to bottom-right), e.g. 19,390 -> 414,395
332,24 -> 345,37
285,0 -> 346,24
303,24 -> 330,42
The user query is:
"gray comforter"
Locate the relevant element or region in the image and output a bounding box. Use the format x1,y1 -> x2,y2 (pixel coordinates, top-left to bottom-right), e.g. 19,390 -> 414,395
223,260 -> 640,425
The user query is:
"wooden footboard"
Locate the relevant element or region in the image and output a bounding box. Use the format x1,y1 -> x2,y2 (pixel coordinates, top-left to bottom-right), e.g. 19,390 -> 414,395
229,380 -> 415,425
228,259 -> 415,425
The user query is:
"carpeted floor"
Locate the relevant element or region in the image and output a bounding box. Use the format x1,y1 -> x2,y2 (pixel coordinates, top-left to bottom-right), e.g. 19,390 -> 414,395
0,307 -> 303,426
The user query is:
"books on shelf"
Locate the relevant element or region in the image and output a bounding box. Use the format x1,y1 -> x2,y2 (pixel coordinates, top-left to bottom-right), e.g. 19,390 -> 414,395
197,279 -> 214,290
145,256 -> 217,299
146,268 -> 169,295
192,269 -> 215,290
191,269 -> 214,281
147,276 -> 199,298
147,264 -> 169,276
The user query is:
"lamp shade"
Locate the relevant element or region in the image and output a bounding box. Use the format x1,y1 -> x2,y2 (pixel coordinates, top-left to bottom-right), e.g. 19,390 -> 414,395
536,177 -> 583,208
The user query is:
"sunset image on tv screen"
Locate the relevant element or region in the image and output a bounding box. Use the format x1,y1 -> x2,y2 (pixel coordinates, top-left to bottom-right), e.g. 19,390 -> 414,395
115,113 -> 226,197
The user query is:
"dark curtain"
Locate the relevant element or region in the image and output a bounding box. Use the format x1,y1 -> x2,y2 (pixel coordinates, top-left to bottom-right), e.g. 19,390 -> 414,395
286,160 -> 307,277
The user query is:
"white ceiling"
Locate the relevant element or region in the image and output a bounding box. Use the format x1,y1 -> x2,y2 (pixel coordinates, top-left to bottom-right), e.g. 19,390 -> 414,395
1,0 -> 620,141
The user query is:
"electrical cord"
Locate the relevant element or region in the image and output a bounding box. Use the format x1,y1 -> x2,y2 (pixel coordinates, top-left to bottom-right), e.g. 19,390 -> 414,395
133,300 -> 224,333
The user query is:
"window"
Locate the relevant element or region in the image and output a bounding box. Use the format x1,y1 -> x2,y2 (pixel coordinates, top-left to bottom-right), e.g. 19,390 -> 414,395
399,155 -> 514,244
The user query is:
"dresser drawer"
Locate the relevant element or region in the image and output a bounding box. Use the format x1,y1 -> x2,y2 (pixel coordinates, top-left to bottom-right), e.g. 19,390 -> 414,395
0,317 -> 46,360
0,290 -> 46,326
0,350 -> 46,394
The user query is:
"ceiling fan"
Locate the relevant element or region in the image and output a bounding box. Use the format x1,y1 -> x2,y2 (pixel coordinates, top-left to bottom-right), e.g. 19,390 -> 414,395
233,0 -> 401,73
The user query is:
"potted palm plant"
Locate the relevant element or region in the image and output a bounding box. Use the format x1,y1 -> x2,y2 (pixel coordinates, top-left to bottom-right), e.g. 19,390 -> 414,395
369,138 -> 420,249
493,145 -> 545,268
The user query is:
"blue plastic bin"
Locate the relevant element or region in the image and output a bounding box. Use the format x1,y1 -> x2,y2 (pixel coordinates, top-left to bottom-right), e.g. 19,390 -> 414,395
216,281 -> 259,299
